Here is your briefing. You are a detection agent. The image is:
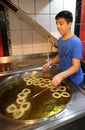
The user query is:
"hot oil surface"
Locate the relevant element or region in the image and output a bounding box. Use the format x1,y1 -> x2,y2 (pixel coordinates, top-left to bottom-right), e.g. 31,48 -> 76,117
0,74 -> 71,120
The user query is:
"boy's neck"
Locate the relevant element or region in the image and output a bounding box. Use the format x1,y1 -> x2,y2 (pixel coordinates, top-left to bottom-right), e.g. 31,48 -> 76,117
62,32 -> 73,40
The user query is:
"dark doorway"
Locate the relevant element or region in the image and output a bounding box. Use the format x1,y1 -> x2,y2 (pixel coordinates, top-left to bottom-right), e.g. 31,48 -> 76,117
0,4 -> 9,56
74,0 -> 82,37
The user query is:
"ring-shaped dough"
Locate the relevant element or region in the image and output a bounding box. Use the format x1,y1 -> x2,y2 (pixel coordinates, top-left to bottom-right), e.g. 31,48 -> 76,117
13,108 -> 25,119
23,77 -> 30,81
16,97 -> 26,105
52,92 -> 62,99
20,102 -> 31,111
44,78 -> 51,83
39,82 -> 47,88
22,88 -> 31,94
46,83 -> 52,88
50,87 -> 60,92
17,92 -> 27,98
59,86 -> 66,92
6,104 -> 17,113
33,81 -> 39,86
61,92 -> 70,98
37,78 -> 44,82
30,77 -> 37,82
26,80 -> 32,85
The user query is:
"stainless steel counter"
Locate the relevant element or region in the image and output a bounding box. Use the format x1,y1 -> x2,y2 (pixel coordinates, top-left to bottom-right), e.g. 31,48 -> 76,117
0,54 -> 85,130
0,53 -> 56,76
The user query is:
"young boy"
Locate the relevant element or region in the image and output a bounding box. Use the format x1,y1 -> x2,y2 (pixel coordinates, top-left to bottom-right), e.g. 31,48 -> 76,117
42,10 -> 84,87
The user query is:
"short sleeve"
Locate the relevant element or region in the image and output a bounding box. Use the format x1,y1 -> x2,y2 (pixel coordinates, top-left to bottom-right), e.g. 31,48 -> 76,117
72,41 -> 83,59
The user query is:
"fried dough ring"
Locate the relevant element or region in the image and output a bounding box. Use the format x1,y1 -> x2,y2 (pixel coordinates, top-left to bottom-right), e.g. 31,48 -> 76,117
30,77 -> 37,82
22,88 -> 31,94
6,104 -> 17,113
20,102 -> 31,111
43,78 -> 51,83
50,86 -> 66,92
16,97 -> 26,105
39,82 -> 47,88
50,87 -> 60,92
46,83 -> 52,88
52,92 -> 62,99
61,92 -> 70,98
26,80 -> 32,85
17,92 -> 27,98
13,108 -> 25,119
32,79 -> 39,86
59,86 -> 66,92
37,78 -> 44,82
33,82 -> 39,86
23,77 -> 30,81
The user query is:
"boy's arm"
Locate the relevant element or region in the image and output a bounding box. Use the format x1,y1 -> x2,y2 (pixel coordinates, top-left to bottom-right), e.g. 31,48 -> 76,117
52,58 -> 80,86
42,54 -> 59,72
50,54 -> 59,65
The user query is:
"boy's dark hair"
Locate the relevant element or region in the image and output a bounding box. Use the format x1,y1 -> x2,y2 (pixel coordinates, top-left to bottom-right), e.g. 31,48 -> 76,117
55,10 -> 73,23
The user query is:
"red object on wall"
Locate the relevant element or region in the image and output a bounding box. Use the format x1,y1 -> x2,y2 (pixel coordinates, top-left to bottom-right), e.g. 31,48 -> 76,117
0,32 -> 4,57
79,0 -> 85,61
0,31 -> 4,72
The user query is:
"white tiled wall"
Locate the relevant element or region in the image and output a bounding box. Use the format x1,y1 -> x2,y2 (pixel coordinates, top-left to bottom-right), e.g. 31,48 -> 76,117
9,0 -> 76,56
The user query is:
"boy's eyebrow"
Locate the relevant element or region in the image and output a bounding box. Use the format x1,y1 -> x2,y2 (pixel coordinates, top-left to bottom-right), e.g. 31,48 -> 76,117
56,20 -> 64,23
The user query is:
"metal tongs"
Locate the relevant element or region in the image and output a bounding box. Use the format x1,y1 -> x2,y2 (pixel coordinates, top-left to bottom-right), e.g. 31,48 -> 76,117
31,87 -> 49,100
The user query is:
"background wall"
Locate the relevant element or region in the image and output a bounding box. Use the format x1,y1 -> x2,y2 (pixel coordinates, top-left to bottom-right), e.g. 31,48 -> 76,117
8,0 -> 76,56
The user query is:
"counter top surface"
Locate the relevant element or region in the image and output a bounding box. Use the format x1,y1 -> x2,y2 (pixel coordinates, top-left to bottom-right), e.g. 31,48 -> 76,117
0,53 -> 55,76
0,54 -> 85,130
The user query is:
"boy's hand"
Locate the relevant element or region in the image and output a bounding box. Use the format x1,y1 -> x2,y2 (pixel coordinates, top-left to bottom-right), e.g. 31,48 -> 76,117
42,61 -> 52,72
51,73 -> 63,86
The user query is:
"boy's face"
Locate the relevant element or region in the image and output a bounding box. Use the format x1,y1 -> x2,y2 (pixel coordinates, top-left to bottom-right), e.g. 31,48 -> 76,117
56,18 -> 72,35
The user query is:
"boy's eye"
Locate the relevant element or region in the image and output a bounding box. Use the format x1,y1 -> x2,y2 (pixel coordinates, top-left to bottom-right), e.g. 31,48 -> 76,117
59,22 -> 64,25
56,22 -> 64,26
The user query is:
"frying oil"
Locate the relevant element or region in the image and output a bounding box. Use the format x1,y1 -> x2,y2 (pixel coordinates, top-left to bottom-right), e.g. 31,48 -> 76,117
0,76 -> 71,120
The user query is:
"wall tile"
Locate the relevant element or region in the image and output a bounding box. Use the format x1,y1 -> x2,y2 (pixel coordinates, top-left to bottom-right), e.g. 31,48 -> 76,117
33,46 -> 43,54
33,30 -> 43,47
8,11 -> 21,30
23,47 -> 33,55
64,0 -> 76,13
50,14 -> 61,39
36,14 -> 49,31
12,48 -> 23,55
50,0 -> 64,13
22,30 -> 33,48
21,21 -> 32,30
19,0 -> 35,14
36,0 -> 49,13
10,30 -> 22,48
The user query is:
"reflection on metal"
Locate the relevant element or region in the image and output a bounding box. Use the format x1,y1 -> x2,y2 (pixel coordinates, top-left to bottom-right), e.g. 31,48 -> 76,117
0,0 -> 57,45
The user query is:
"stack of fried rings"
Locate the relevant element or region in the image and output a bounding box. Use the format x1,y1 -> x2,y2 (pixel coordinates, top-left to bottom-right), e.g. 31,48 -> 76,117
23,77 -> 71,99
50,86 -> 70,99
6,88 -> 31,119
23,77 -> 52,88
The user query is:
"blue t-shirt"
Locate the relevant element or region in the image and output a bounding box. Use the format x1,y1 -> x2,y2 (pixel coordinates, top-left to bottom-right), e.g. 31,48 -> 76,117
58,35 -> 84,85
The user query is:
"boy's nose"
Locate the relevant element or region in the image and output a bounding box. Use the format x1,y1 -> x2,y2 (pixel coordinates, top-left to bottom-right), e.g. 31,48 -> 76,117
56,23 -> 60,28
